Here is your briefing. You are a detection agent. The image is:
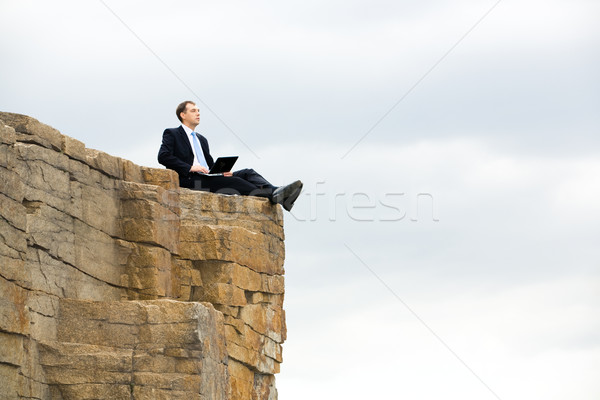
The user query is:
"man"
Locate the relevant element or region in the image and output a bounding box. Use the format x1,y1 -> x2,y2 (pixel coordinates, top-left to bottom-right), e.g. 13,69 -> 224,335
158,101 -> 302,211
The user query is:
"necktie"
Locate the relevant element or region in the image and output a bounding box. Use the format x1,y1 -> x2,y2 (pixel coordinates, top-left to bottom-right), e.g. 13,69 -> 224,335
191,132 -> 208,169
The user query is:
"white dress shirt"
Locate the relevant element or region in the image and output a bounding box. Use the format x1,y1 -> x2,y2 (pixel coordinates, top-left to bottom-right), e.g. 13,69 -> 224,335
181,124 -> 208,168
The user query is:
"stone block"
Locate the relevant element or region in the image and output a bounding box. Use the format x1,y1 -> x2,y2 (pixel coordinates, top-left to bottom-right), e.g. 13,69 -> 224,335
0,121 -> 16,145
133,351 -> 179,374
119,182 -> 180,253
57,300 -> 144,348
0,277 -> 29,335
73,219 -> 125,287
141,166 -> 179,189
0,112 -> 63,150
0,142 -> 18,197
122,158 -> 143,183
0,254 -> 27,289
0,166 -> 23,203
15,144 -> 71,211
39,341 -> 133,373
198,261 -> 263,293
0,332 -> 25,367
133,372 -> 201,392
192,282 -> 247,307
171,258 -> 193,301
79,184 -> 120,236
42,299 -> 229,399
123,244 -> 173,298
85,148 -> 123,179
0,363 -> 23,400
229,359 -> 255,400
249,293 -> 284,307
25,202 -> 75,265
224,320 -> 282,375
0,192 -> 26,232
16,141 -> 69,172
26,247 -> 123,301
60,134 -> 87,162
180,225 -> 284,275
67,157 -> 115,191
132,387 -> 202,400
239,303 -> 285,343
213,304 -> 240,318
24,293 -> 59,342
0,206 -> 27,258
178,191 -> 284,233
253,374 -> 278,400
262,274 -> 285,295
50,383 -> 132,399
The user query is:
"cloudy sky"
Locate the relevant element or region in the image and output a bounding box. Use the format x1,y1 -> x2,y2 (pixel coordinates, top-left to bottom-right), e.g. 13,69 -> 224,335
2,0 -> 599,398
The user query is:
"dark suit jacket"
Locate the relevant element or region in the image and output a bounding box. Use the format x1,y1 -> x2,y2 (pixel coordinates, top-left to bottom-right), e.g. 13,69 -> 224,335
157,126 -> 215,188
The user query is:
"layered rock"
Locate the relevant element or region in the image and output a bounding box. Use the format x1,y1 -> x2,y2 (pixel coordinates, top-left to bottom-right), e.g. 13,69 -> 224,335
0,112 -> 286,399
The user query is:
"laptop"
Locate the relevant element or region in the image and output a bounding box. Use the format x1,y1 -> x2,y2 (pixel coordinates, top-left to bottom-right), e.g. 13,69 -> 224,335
204,156 -> 238,176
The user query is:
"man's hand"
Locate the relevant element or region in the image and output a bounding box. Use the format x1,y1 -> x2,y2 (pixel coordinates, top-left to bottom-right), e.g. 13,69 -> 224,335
190,165 -> 209,174
223,172 -> 233,177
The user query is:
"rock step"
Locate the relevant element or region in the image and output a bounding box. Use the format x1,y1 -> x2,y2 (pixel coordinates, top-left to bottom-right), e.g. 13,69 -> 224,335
39,299 -> 229,400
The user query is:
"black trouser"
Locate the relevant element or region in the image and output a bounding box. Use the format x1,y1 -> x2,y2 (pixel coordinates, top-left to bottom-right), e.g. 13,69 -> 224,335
192,168 -> 276,198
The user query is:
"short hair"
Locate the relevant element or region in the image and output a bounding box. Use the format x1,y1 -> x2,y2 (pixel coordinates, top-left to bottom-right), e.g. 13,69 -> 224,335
176,101 -> 196,122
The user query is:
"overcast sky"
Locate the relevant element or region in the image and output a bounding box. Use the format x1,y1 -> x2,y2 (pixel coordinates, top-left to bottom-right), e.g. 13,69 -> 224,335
2,1 -> 599,399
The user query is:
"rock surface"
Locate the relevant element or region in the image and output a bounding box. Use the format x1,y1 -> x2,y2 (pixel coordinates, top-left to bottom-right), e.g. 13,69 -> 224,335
0,112 -> 286,399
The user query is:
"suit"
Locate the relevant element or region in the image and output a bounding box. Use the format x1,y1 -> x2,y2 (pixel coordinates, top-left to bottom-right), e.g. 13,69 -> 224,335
158,126 -> 214,188
158,126 -> 274,196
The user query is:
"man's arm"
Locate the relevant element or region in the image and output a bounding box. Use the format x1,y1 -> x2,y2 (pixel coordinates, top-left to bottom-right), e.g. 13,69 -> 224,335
157,129 -> 193,176
190,165 -> 209,174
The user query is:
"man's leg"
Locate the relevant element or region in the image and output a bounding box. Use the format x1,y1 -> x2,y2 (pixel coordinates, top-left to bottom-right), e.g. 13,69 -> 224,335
193,174 -> 271,198
233,168 -> 276,191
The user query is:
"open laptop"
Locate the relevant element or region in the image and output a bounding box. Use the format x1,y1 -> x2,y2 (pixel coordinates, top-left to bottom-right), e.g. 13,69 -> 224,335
203,156 -> 238,176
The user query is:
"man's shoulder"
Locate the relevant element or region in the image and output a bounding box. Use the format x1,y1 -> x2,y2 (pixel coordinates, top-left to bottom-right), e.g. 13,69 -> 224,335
164,126 -> 183,134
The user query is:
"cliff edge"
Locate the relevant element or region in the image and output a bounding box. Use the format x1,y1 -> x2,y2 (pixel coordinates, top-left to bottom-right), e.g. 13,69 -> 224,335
0,112 -> 286,399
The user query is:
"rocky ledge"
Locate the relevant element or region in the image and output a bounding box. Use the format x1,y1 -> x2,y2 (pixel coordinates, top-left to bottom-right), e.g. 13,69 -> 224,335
0,112 -> 286,399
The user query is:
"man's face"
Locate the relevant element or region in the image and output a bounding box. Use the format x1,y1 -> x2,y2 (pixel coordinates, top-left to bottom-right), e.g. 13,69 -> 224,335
181,103 -> 200,128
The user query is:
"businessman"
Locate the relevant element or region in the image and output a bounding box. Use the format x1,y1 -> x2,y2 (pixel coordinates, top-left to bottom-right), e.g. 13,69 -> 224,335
158,101 -> 302,211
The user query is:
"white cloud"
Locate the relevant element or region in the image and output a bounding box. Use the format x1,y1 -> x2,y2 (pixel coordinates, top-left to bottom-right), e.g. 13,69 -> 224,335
274,137 -> 600,398
279,272 -> 600,399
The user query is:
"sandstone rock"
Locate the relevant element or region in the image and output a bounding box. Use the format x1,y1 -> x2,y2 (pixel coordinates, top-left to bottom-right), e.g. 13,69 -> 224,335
229,360 -> 255,400
0,120 -> 16,145
239,303 -> 285,343
39,299 -> 230,400
122,158 -> 144,183
180,224 -> 284,275
85,147 -> 123,179
122,243 -> 174,298
0,113 -> 287,399
60,133 -> 87,162
0,331 -> 25,367
0,165 -> 23,203
26,247 -> 124,301
253,374 -> 278,400
178,190 -> 284,239
0,196 -> 27,259
119,181 -> 180,253
141,166 -> 179,189
0,364 -> 24,400
0,112 -> 63,150
0,277 -> 29,335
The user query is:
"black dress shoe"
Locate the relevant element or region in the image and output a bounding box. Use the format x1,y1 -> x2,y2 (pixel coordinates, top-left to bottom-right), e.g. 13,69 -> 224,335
281,182 -> 303,211
271,180 -> 303,211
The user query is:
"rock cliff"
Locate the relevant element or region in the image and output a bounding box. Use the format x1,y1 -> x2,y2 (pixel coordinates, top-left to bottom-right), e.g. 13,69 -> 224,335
0,112 -> 286,399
